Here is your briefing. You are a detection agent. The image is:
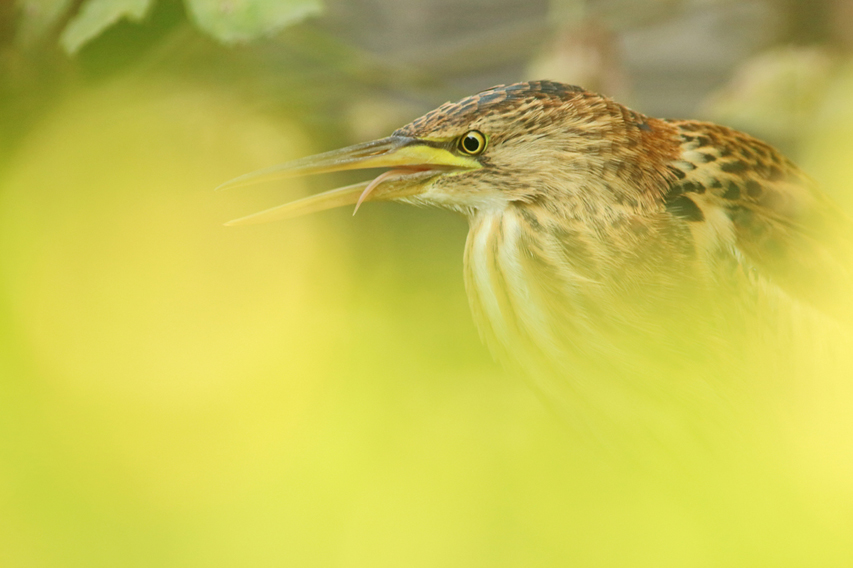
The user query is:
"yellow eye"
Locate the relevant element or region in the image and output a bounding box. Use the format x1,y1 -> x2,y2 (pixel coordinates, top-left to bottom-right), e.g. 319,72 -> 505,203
458,130 -> 486,155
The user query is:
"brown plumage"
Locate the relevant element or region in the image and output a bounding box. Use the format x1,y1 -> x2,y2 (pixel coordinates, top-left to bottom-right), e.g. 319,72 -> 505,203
220,81 -> 853,434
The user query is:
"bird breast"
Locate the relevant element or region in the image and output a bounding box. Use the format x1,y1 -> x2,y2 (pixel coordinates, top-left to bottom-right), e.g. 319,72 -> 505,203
463,205 -> 606,378
461,199 -> 749,417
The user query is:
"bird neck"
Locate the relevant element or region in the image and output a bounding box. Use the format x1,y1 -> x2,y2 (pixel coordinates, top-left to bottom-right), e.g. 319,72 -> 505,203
463,204 -> 597,370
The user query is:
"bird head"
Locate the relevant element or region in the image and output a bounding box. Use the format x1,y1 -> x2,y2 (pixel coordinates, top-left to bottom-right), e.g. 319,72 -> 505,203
218,81 -> 665,225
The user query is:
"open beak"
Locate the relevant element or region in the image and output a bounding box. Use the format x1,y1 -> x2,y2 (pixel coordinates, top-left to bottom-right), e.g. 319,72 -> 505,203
217,135 -> 480,226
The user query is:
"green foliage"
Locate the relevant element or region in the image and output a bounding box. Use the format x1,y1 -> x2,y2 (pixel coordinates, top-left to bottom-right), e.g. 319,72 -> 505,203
185,0 -> 323,45
15,0 -> 72,46
15,0 -> 323,54
60,0 -> 153,53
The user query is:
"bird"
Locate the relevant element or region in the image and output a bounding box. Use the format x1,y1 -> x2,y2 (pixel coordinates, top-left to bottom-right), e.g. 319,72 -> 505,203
218,80 -> 853,438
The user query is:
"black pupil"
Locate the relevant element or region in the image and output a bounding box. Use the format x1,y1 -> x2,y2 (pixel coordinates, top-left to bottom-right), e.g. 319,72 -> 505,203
463,134 -> 481,153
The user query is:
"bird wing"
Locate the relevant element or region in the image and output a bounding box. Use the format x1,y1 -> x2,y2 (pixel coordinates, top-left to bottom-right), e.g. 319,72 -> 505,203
663,120 -> 853,320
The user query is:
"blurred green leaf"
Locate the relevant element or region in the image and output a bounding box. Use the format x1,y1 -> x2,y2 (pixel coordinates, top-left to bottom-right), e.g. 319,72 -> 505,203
59,0 -> 153,54
15,0 -> 72,46
184,0 -> 322,44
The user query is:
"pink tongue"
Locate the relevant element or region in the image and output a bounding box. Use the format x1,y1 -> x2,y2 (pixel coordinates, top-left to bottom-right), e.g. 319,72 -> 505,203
353,167 -> 427,215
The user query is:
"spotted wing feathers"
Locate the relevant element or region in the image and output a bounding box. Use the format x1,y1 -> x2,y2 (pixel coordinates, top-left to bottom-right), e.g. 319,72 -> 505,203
664,120 -> 853,319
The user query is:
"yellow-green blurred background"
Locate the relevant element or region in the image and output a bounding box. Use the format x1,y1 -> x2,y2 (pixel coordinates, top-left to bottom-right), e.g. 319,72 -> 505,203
1,0 -> 853,566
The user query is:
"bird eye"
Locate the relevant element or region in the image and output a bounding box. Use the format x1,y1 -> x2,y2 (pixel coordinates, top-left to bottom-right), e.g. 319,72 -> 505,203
459,130 -> 486,156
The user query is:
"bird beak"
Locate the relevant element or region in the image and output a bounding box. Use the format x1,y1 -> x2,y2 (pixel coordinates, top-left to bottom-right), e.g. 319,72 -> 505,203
218,136 -> 481,226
